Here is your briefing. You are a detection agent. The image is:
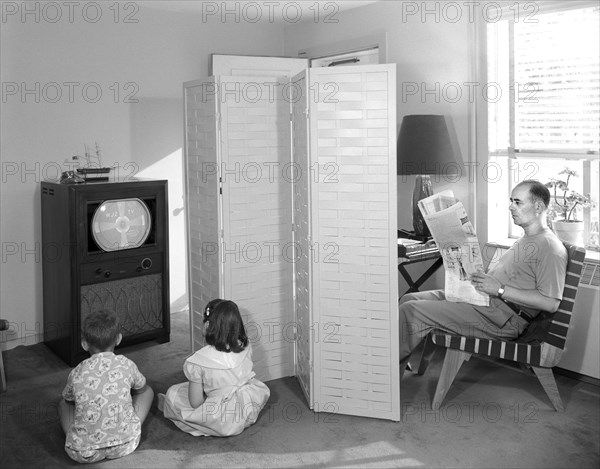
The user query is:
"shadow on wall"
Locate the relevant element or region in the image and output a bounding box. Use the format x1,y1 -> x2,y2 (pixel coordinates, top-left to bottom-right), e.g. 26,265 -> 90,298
130,97 -> 187,315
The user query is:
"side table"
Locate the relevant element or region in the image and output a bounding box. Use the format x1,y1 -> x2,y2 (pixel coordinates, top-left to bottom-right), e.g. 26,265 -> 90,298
398,250 -> 443,298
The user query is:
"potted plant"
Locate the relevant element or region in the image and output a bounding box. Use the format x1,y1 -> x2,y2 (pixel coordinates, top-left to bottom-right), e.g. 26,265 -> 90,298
545,167 -> 594,246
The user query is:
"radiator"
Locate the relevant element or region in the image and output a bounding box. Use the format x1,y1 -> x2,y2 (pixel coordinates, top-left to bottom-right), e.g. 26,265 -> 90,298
558,260 -> 600,379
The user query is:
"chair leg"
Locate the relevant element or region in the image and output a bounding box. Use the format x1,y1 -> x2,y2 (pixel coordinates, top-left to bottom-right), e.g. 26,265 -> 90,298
400,357 -> 410,380
0,320 -> 8,393
0,349 -> 6,393
417,333 -> 436,375
531,366 -> 564,412
432,349 -> 471,409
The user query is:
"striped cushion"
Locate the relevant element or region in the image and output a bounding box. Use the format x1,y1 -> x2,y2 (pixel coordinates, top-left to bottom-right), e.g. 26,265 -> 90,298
431,242 -> 586,368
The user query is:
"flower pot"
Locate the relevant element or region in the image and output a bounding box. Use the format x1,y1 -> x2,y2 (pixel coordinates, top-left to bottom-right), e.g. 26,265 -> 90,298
552,220 -> 584,246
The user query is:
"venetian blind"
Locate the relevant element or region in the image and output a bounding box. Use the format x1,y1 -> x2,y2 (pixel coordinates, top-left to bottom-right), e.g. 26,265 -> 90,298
513,6 -> 600,151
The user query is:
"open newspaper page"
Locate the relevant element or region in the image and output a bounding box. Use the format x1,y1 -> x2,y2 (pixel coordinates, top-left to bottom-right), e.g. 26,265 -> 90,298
418,190 -> 489,306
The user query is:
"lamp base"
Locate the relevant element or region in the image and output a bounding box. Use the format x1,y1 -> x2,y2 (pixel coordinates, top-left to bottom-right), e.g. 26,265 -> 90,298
412,175 -> 433,238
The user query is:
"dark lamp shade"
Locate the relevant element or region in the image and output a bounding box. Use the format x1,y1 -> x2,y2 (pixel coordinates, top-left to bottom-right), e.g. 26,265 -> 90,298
397,114 -> 462,175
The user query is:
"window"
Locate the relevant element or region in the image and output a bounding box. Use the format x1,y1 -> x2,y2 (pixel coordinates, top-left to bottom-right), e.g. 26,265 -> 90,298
486,3 -> 600,250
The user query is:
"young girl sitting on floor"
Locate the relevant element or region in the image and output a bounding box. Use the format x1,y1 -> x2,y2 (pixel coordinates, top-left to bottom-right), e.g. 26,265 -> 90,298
159,299 -> 270,436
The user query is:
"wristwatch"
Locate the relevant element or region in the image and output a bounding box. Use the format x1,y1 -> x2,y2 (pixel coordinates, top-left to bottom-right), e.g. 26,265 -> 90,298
497,284 -> 506,299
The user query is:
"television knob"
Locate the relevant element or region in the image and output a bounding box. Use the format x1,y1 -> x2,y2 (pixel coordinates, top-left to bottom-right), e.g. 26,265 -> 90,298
141,258 -> 152,270
104,271 -> 111,278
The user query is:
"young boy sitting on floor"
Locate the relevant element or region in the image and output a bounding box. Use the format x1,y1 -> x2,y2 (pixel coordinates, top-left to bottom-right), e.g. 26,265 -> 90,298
58,309 -> 154,464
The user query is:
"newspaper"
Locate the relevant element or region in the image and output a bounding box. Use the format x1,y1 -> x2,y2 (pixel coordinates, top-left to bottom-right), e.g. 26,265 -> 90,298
418,190 -> 489,306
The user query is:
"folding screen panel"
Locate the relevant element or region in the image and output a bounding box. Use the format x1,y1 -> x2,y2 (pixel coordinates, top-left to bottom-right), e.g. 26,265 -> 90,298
290,71 -> 313,403
184,78 -> 220,351
218,76 -> 295,381
296,65 -> 400,421
185,74 -> 297,382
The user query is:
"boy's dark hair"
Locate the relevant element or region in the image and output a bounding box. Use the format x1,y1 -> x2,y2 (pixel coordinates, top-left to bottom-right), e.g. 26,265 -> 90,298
82,309 -> 120,351
203,299 -> 248,353
518,179 -> 551,208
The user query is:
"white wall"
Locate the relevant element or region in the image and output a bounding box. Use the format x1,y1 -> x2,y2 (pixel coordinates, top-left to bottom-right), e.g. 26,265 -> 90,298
1,1 -> 476,349
0,3 -> 284,349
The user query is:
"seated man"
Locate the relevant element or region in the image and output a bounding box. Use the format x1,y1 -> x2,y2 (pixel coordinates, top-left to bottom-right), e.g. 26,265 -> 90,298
399,180 -> 568,366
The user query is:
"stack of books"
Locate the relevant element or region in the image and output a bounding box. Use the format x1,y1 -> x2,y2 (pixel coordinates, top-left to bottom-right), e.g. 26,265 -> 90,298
398,238 -> 439,259
76,168 -> 111,182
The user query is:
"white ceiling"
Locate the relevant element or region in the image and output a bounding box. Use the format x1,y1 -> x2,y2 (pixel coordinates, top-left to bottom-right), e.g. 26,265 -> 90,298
141,1 -> 383,20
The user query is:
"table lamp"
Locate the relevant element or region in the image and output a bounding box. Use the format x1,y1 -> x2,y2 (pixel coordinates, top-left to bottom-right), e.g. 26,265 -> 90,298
397,114 -> 462,239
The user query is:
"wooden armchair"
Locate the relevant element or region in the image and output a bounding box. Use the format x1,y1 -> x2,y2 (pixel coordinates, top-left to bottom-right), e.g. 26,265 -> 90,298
417,242 -> 586,412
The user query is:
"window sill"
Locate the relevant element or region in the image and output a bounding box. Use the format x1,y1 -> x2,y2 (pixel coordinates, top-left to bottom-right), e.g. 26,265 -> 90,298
489,237 -> 600,264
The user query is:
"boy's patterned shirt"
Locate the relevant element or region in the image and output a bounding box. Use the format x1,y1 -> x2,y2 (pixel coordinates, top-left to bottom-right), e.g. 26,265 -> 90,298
62,352 -> 146,451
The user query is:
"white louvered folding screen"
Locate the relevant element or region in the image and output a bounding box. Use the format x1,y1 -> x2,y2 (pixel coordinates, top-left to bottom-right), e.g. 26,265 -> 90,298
184,62 -> 398,420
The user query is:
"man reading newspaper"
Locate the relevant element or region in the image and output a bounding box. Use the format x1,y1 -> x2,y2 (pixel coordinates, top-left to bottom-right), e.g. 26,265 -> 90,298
399,180 -> 567,365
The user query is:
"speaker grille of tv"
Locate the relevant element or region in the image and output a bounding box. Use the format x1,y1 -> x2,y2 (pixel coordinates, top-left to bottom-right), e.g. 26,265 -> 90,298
81,274 -> 164,337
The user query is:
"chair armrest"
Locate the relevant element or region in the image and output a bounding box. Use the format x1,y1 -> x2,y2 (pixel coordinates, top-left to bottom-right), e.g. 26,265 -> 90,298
539,342 -> 563,368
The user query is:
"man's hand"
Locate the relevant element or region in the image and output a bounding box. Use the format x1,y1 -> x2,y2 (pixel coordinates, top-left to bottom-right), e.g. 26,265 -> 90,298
470,270 -> 501,296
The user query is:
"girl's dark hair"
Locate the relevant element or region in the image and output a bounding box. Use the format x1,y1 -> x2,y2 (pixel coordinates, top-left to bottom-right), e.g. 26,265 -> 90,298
82,309 -> 120,350
203,299 -> 248,353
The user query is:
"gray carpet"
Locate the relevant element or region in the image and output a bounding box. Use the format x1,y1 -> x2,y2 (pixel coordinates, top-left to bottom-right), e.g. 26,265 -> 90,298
1,311 -> 599,468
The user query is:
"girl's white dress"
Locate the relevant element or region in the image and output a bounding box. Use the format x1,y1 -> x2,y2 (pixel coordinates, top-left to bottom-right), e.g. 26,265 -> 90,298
161,344 -> 270,436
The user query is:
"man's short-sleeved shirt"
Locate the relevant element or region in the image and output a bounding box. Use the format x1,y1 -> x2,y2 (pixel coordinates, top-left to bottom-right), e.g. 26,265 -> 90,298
488,228 -> 567,316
